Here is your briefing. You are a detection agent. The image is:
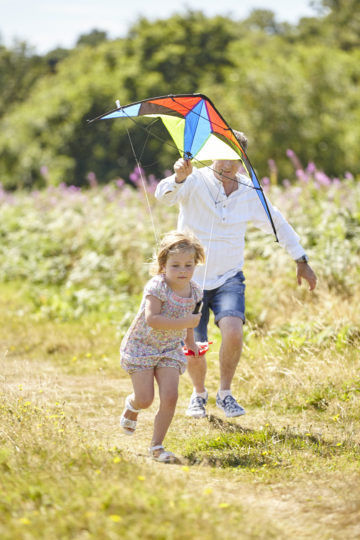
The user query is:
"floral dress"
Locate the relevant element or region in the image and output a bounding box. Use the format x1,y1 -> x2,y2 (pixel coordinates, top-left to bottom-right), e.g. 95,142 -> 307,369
120,274 -> 202,374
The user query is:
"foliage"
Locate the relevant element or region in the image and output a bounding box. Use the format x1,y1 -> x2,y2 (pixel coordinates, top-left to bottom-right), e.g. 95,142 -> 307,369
76,29 -> 109,48
0,159 -> 360,538
1,394 -> 274,540
0,41 -> 52,118
0,155 -> 359,326
0,6 -> 360,189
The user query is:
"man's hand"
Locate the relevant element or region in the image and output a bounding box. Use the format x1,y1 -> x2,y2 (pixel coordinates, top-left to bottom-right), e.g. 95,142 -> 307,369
174,158 -> 193,183
297,263 -> 317,291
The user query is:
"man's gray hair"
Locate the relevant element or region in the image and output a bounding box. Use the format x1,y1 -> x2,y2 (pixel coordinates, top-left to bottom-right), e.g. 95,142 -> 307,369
233,130 -> 248,152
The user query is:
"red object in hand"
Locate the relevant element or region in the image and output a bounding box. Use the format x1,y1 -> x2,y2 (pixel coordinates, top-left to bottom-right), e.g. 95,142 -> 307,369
183,342 -> 213,356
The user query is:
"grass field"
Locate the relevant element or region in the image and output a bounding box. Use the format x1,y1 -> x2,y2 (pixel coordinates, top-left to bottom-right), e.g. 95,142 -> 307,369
1,173 -> 359,539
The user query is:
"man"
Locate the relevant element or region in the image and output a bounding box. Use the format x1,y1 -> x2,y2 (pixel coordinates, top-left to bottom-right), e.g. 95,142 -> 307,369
155,131 -> 317,419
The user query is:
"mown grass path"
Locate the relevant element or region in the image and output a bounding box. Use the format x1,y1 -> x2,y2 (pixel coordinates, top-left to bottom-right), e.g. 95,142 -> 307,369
2,336 -> 360,539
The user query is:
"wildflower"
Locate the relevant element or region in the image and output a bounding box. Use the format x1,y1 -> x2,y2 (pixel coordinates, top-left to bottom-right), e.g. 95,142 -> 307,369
286,149 -> 303,170
40,166 -> 49,178
109,515 -> 122,522
182,466 -> 190,472
87,172 -> 98,188
115,178 -> 125,188
314,171 -> 331,186
296,169 -> 309,183
305,162 -> 316,175
268,159 -> 278,183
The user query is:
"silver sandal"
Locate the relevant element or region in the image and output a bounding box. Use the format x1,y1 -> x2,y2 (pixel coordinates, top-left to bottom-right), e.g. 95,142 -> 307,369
120,394 -> 140,435
149,445 -> 176,463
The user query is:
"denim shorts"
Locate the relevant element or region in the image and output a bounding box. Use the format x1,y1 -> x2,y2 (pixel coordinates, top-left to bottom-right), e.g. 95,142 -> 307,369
194,271 -> 246,342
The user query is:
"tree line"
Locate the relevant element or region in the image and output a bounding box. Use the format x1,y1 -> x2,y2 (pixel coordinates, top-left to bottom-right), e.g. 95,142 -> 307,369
0,0 -> 359,189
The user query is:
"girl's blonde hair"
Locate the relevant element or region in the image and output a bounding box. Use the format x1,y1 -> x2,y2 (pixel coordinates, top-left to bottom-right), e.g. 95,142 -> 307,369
151,230 -> 205,275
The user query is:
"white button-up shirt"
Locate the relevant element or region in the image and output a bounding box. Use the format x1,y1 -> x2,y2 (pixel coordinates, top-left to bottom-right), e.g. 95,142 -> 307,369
155,167 -> 306,290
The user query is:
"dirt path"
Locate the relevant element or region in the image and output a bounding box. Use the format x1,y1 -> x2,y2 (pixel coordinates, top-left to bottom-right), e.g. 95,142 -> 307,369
2,355 -> 359,539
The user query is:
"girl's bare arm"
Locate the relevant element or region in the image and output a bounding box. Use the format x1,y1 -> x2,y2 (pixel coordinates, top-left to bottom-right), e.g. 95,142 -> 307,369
145,295 -> 201,330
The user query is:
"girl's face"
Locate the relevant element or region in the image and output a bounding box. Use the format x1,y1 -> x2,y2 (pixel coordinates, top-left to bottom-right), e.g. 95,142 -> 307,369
162,249 -> 196,288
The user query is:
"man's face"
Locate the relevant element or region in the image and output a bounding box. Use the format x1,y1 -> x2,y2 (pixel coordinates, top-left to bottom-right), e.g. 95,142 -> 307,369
212,160 -> 241,182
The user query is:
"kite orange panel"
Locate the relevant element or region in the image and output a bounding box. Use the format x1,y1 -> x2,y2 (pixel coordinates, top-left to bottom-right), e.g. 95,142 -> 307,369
149,96 -> 202,117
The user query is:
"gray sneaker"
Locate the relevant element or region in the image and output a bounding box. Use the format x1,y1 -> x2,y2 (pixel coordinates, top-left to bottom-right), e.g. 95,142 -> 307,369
216,393 -> 246,417
186,393 -> 208,418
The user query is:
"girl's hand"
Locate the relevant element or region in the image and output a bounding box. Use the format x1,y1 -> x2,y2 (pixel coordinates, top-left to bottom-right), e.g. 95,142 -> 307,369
184,313 -> 201,328
184,340 -> 200,357
174,158 -> 193,183
191,343 -> 200,357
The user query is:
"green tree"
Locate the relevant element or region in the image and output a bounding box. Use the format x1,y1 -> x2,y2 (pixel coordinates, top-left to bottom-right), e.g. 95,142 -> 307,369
76,29 -> 108,48
0,10 -> 359,189
0,41 -> 50,118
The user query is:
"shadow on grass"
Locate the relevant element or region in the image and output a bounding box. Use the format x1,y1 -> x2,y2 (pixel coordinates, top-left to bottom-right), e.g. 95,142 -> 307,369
207,413 -> 253,434
182,420 -> 359,469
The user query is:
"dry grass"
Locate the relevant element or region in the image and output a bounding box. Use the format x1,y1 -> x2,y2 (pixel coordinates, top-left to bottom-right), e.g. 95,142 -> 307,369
1,263 -> 360,538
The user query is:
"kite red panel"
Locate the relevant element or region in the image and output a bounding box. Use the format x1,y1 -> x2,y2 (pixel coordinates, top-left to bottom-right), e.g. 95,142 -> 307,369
149,96 -> 203,118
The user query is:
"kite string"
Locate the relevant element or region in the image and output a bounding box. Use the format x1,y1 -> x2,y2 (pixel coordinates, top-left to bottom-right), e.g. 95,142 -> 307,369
125,125 -> 160,248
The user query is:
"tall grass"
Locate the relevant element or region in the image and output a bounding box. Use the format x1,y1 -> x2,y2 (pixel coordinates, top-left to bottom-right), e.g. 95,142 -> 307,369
1,158 -> 360,539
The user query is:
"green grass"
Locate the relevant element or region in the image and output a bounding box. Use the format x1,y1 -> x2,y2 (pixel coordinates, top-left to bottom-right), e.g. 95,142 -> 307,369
2,280 -> 359,538
1,179 -> 360,538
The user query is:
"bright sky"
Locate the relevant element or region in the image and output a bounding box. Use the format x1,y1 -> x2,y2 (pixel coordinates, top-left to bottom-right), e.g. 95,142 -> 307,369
1,0 -> 316,54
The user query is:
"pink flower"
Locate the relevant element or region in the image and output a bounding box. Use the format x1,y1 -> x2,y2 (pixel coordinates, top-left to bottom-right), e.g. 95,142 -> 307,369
296,169 -> 309,183
305,162 -> 316,175
286,149 -> 303,171
40,165 -> 49,178
314,171 -> 331,186
87,171 -> 98,188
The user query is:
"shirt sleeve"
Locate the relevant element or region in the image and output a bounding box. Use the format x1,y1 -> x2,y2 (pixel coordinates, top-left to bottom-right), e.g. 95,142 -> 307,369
155,173 -> 194,205
143,276 -> 167,302
249,193 -> 306,260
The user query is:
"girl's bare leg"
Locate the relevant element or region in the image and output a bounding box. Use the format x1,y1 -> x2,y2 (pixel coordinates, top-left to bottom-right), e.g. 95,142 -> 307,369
151,367 -> 179,447
123,368 -> 155,424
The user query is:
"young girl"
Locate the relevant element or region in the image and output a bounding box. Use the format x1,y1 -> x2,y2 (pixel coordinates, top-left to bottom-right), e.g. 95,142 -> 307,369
120,230 -> 205,463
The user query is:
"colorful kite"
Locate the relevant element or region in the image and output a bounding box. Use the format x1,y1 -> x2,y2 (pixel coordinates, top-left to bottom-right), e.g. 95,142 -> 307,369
89,93 -> 278,240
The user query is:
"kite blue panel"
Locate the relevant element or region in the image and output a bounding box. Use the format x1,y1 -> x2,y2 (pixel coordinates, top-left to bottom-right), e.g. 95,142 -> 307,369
250,168 -> 272,221
183,100 -> 203,156
186,100 -> 211,158
101,103 -> 141,119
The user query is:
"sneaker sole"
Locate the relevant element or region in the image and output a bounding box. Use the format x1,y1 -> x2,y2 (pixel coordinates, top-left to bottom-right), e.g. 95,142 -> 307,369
216,404 -> 246,417
225,410 -> 246,417
185,411 -> 207,419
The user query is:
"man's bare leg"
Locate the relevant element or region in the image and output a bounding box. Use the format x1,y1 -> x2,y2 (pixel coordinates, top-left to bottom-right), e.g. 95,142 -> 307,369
218,316 -> 243,390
